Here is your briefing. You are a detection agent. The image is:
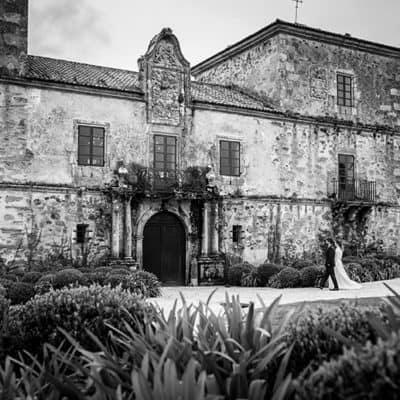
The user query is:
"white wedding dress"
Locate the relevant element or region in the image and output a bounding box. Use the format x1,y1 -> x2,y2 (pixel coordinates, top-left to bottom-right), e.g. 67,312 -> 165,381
329,246 -> 362,290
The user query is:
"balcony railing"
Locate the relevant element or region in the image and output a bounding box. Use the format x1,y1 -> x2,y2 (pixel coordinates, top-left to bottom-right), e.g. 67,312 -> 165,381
134,167 -> 209,194
330,179 -> 376,202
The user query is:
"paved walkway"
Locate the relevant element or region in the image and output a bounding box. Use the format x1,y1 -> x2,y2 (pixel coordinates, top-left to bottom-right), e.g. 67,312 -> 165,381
150,278 -> 400,314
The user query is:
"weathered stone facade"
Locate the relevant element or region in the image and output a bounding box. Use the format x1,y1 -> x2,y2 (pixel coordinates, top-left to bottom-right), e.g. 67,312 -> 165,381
1,4 -> 400,283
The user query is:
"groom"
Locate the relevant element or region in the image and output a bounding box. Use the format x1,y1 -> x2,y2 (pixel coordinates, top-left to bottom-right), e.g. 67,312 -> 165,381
319,238 -> 339,290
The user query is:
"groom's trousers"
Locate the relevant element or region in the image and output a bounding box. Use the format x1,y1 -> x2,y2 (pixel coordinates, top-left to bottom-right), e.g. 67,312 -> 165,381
319,266 -> 339,289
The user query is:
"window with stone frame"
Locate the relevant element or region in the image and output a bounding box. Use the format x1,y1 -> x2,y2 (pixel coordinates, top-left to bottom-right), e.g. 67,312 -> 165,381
337,73 -> 354,107
76,224 -> 88,244
154,135 -> 177,173
232,225 -> 242,244
77,125 -> 105,166
220,140 -> 240,176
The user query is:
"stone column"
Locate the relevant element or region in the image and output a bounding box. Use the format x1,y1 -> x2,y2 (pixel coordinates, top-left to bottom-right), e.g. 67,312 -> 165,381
210,200 -> 219,254
124,196 -> 132,259
201,202 -> 210,256
111,196 -> 121,258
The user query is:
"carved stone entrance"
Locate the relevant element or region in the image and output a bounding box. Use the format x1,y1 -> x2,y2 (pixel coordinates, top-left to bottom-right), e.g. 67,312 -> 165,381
143,211 -> 185,285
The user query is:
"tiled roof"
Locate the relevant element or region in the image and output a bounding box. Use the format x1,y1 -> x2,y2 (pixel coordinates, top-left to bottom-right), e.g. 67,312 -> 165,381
191,82 -> 274,111
21,55 -> 275,112
24,55 -> 141,93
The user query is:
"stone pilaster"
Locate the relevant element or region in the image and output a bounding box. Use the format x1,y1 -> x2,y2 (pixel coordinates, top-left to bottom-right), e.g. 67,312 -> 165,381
124,196 -> 132,258
111,196 -> 121,258
201,201 -> 210,256
210,200 -> 219,254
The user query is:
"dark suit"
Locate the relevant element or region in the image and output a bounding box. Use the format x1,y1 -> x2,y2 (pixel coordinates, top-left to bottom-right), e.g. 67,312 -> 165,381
319,246 -> 339,289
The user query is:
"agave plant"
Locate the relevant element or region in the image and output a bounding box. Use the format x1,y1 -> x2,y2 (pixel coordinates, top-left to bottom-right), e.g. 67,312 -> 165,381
1,292 -> 299,400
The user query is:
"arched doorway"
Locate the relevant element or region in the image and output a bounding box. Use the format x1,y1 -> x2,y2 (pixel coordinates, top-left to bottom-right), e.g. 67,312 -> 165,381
143,212 -> 185,285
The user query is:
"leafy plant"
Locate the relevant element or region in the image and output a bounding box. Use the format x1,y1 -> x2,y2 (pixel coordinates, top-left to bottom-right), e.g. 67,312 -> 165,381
258,263 -> 283,286
271,267 -> 301,288
299,266 -> 320,287
227,263 -> 254,286
284,303 -> 384,377
293,332 -> 400,400
6,284 -> 151,357
240,265 -> 260,287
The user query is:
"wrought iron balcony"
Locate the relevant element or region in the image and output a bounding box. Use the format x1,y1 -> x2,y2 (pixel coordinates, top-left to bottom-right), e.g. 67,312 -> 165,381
330,179 -> 376,202
134,167 -> 211,195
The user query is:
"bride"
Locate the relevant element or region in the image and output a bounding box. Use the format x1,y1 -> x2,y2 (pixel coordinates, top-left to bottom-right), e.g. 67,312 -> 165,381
329,239 -> 362,290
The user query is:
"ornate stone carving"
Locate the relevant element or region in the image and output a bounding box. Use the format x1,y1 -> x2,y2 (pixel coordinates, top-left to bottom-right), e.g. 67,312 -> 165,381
151,67 -> 183,125
310,66 -> 327,99
138,28 -> 190,126
153,39 -> 180,67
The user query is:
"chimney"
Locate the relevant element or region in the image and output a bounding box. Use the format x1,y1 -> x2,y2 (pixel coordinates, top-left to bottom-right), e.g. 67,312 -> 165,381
0,0 -> 28,77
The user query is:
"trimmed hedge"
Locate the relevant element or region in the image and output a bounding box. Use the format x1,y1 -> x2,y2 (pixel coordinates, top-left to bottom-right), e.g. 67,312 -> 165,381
291,259 -> 316,270
0,280 -> 35,305
6,284 -> 152,356
227,262 -> 254,286
284,303 -> 383,377
105,270 -> 161,297
293,332 -> 400,400
299,265 -> 320,287
258,263 -> 283,286
270,267 -> 301,288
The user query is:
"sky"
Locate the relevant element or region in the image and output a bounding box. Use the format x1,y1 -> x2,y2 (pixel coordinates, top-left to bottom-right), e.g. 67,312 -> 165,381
28,0 -> 400,71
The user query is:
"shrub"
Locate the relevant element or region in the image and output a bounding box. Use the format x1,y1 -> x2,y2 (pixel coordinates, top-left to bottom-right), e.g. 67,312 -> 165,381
300,265 -> 320,287
273,267 -> 301,288
226,262 -> 253,286
34,274 -> 55,294
21,271 -> 43,284
2,281 -> 36,305
108,267 -> 130,275
291,259 -> 315,270
93,266 -> 113,275
258,262 -> 283,286
104,273 -> 127,288
342,255 -> 363,264
240,266 -> 260,287
268,274 -> 281,288
7,284 -> 151,356
0,293 -> 295,400
84,271 -> 108,285
344,263 -> 363,282
52,268 -> 86,289
293,333 -> 400,400
284,303 -> 384,377
104,271 -> 161,297
129,270 -> 161,297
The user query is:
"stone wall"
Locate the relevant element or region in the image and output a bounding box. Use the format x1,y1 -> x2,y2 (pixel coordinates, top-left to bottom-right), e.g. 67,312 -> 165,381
0,187 -> 109,263
0,83 -> 147,186
195,33 -> 400,127
190,109 -> 400,203
0,0 -> 27,77
220,198 -> 331,266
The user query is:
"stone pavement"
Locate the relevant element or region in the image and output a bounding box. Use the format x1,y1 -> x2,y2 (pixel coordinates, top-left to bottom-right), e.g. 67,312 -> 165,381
150,278 -> 400,315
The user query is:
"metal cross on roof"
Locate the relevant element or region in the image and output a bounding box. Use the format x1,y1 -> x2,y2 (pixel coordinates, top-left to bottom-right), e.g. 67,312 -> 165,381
292,0 -> 303,23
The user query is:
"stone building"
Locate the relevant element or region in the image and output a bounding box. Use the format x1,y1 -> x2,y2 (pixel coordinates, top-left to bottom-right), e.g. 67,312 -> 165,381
1,0 -> 400,284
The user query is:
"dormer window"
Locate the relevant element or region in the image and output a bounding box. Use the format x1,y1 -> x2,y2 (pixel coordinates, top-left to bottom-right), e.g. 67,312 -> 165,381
337,73 -> 353,107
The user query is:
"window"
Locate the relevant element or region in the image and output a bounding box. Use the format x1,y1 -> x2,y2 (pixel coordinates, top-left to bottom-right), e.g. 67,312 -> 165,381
76,224 -> 88,244
220,140 -> 240,176
232,225 -> 242,244
78,125 -> 105,166
338,154 -> 355,200
154,135 -> 177,172
337,74 -> 353,107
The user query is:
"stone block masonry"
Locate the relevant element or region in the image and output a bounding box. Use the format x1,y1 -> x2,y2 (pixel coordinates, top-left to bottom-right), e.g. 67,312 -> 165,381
0,0 -> 28,77
0,186 -> 110,263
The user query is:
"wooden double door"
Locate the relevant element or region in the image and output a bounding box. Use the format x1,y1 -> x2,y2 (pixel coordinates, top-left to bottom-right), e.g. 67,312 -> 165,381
143,212 -> 185,285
